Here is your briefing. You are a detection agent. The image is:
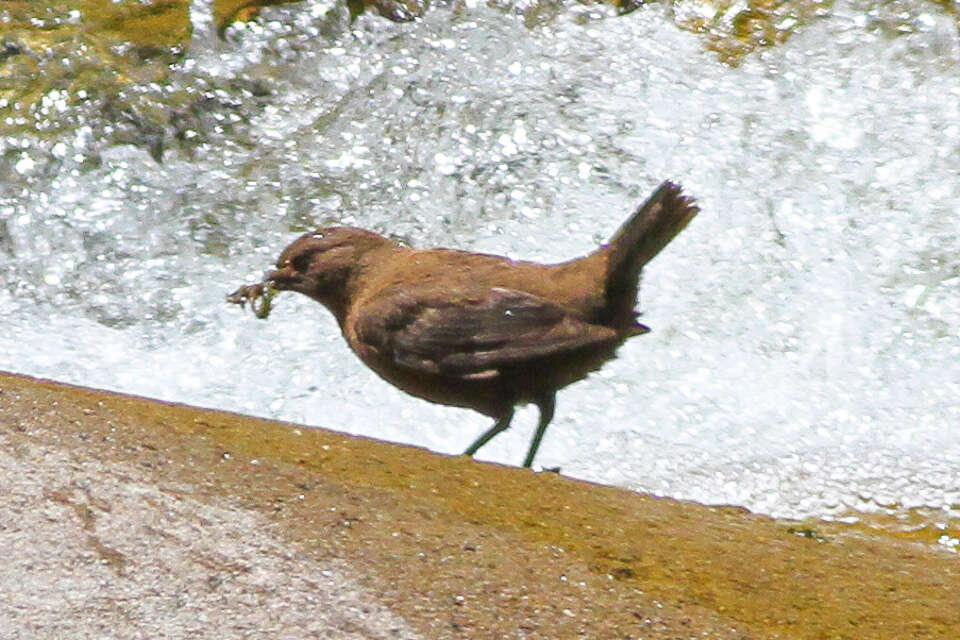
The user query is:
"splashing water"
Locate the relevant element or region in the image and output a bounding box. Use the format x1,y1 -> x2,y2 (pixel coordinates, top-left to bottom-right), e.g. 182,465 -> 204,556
1,1 -> 958,519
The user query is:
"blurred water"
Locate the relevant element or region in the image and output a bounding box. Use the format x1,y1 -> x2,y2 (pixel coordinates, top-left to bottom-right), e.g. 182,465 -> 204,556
1,0 -> 958,519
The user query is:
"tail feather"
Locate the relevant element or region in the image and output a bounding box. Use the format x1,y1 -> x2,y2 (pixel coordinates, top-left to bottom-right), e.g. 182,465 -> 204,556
602,181 -> 698,328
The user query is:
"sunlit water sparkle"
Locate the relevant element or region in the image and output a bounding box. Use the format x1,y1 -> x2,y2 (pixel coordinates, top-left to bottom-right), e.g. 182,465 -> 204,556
1,1 -> 958,520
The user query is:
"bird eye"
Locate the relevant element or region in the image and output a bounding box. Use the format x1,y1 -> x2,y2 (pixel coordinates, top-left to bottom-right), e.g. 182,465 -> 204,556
292,253 -> 312,272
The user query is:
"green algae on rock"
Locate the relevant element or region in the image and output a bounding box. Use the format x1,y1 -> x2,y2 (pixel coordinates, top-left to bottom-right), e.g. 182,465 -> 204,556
0,0 -> 190,138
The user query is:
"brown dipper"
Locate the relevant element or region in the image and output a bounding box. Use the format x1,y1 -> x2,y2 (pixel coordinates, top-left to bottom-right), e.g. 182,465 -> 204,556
227,181 -> 698,468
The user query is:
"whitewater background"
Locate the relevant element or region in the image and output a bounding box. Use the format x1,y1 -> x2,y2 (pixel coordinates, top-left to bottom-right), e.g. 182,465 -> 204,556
1,0 -> 958,519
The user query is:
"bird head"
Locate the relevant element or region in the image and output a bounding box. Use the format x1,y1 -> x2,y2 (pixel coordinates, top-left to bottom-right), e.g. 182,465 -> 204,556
267,227 -> 392,313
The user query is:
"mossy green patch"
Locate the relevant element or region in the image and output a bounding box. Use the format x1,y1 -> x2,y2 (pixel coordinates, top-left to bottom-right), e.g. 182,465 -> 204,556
0,0 -> 189,139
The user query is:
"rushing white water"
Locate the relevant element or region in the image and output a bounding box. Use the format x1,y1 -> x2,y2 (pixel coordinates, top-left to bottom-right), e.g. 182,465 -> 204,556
1,0 -> 958,519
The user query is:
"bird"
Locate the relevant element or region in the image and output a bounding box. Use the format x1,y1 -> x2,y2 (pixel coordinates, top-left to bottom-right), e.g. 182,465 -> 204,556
227,181 -> 698,468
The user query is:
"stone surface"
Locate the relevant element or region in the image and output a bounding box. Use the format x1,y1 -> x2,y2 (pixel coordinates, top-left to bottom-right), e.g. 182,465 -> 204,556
1,370 -> 958,639
0,430 -> 419,639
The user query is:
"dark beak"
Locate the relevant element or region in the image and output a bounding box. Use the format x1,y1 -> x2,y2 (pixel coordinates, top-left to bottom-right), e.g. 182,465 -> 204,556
265,265 -> 299,291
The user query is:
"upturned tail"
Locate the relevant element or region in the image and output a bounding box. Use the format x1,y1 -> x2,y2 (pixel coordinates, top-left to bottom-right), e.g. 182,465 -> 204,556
601,181 -> 699,330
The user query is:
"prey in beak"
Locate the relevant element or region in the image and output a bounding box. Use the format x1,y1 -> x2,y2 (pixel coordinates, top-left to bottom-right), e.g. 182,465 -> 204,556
226,279 -> 277,319
226,261 -> 302,318
226,258 -> 300,319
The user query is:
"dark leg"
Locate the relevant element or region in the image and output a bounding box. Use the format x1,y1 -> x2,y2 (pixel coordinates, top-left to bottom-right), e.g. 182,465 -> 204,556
522,393 -> 556,468
463,408 -> 515,457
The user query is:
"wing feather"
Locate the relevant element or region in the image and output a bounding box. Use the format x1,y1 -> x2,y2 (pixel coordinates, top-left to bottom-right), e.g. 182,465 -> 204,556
354,287 -> 617,379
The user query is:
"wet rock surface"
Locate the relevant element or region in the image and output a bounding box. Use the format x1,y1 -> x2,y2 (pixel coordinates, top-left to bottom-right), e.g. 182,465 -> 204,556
1,370 -> 958,639
0,415 -> 420,639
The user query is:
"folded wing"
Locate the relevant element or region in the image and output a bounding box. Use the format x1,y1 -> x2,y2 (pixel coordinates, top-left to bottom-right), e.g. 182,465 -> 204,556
354,287 -> 619,379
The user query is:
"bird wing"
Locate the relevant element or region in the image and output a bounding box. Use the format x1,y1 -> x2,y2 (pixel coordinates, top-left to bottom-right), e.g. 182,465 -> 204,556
353,287 -> 619,379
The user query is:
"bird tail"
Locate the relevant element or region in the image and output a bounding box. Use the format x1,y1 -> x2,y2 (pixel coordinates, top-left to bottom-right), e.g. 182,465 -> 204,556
601,181 -> 699,329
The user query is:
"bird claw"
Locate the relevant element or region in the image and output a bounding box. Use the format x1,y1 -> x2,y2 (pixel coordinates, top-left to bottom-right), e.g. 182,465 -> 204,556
226,282 -> 277,319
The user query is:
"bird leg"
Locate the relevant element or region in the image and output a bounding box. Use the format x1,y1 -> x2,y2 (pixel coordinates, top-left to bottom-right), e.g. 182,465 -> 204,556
522,393 -> 556,468
463,408 -> 515,458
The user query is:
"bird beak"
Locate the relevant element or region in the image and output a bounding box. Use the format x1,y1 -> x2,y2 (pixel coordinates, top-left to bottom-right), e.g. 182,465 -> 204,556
265,265 -> 299,291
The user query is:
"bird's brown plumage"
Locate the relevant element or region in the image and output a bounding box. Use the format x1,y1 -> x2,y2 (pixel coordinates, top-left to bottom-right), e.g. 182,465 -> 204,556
228,181 -> 698,467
